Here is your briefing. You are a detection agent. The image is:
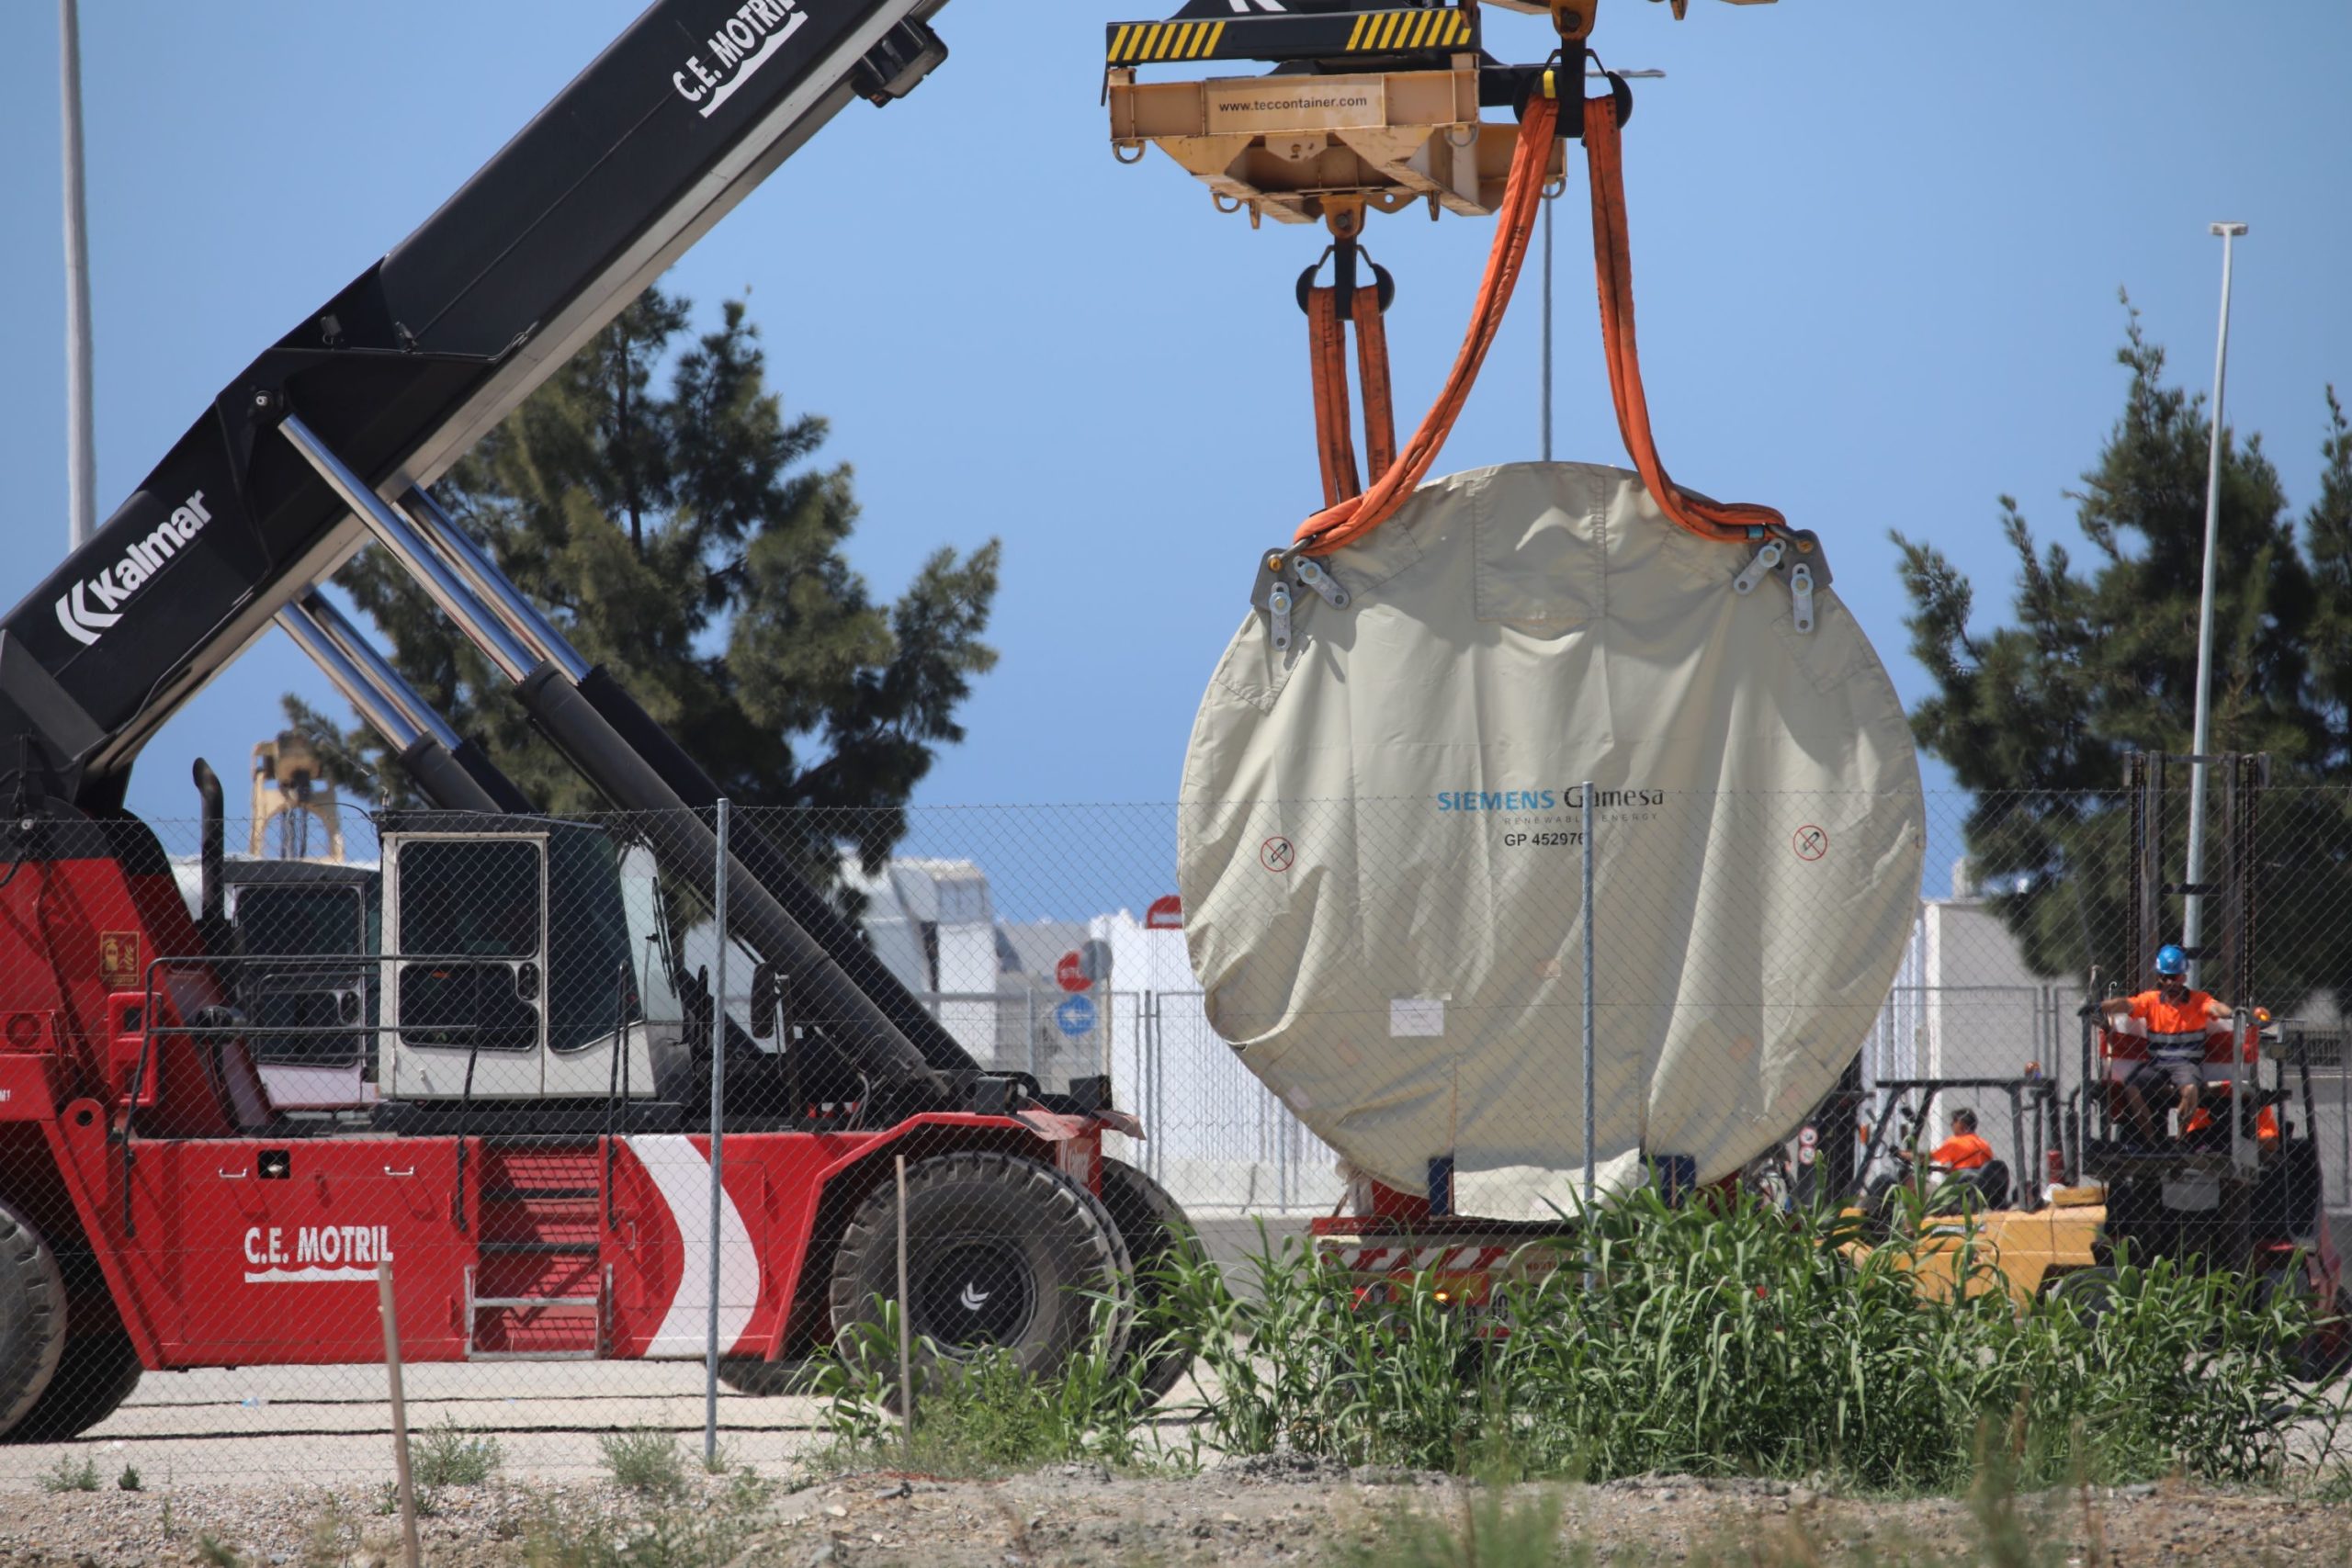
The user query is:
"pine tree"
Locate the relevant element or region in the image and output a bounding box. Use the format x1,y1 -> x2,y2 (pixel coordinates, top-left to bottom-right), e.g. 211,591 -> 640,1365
1894,296 -> 2352,1003
287,288 -> 1000,888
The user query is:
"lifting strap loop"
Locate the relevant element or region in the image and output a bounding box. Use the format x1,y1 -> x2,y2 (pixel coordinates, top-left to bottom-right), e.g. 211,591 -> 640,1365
1581,94 -> 1786,546
1295,93 -> 1557,556
1293,90 -> 1799,561
1352,284 -> 1397,485
1307,286 -> 1362,508
1308,283 -> 1399,509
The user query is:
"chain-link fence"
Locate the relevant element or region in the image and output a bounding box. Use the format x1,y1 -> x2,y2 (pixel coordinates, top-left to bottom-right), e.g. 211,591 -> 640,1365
5,781 -> 2351,1490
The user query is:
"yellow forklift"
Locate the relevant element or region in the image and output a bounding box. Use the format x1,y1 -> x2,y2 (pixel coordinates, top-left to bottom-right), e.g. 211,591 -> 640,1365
1855,754 -> 2348,1373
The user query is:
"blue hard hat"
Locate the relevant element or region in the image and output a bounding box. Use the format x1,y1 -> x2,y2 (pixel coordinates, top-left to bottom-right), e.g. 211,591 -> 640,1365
2155,943 -> 2188,976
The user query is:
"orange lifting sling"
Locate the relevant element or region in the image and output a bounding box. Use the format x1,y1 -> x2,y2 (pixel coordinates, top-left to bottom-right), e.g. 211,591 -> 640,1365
1295,88 -> 1793,558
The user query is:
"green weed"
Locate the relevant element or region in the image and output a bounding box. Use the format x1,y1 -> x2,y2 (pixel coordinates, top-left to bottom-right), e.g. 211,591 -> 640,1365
411,1416 -> 503,1487
517,1471 -> 775,1567
37,1454 -> 100,1494
808,1292 -> 1177,1479
375,1478 -> 446,1518
194,1531 -> 242,1568
598,1427 -> 692,1499
115,1461 -> 141,1491
1161,1186 -> 2335,1494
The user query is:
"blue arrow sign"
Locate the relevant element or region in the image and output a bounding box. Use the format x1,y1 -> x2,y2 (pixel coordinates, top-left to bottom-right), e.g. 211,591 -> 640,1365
1054,993 -> 1097,1039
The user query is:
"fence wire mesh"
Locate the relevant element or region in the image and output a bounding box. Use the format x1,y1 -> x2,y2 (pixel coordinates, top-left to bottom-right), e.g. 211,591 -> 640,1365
4,783 -> 2351,1489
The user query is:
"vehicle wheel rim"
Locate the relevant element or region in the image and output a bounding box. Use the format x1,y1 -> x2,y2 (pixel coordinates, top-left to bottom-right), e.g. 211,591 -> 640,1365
913,1240 -> 1035,1351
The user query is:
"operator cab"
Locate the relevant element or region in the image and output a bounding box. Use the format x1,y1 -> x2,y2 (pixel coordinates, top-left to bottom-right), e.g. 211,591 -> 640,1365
374,815 -> 677,1115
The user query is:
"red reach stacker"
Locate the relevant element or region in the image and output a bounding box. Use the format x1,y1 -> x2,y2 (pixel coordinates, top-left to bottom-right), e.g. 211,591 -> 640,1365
0,0 -> 1589,1440
0,0 -> 1227,1440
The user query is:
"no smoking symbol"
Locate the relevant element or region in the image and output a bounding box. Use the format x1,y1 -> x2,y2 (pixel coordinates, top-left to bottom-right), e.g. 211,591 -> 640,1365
1792,825 -> 1829,862
1260,837 -> 1296,874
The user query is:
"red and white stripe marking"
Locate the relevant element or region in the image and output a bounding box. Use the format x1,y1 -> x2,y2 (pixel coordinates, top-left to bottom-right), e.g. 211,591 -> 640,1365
1322,1244 -> 1516,1276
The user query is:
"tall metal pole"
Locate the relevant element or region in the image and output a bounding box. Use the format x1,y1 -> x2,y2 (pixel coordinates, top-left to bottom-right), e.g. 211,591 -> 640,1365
59,0 -> 98,548
1581,781 -> 1597,1214
704,797 -> 729,1465
2182,222 -> 2248,986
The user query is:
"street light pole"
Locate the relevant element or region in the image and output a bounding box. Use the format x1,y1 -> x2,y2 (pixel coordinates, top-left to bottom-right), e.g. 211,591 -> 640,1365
2182,221 -> 2248,986
60,0 -> 98,550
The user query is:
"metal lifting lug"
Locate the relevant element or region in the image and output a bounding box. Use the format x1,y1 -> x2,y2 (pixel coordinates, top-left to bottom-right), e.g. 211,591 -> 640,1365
1250,548 -> 1297,651
1731,539 -> 1784,596
1789,561 -> 1815,635
1294,555 -> 1350,608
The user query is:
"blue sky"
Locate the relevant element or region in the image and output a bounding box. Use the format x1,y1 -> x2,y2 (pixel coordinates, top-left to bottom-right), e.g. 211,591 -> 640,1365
0,3 -> 2345,916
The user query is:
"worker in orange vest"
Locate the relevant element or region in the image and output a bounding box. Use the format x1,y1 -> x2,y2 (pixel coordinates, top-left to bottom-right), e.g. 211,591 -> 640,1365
2098,943 -> 2234,1145
1924,1108 -> 1994,1173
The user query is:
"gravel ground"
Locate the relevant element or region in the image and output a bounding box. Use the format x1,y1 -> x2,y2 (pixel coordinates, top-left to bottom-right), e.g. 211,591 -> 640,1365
5,1458 -> 2352,1566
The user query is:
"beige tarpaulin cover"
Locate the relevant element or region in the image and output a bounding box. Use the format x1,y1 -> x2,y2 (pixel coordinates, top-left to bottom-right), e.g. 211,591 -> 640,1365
1178,462 -> 1924,1218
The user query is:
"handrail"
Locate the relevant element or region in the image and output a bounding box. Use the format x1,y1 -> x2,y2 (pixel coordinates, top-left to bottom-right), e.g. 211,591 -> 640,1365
605,958 -> 628,1230
452,1021 -> 487,1235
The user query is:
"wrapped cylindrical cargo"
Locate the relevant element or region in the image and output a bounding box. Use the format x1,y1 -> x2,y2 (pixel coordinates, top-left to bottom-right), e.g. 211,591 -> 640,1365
1179,462 -> 1924,1219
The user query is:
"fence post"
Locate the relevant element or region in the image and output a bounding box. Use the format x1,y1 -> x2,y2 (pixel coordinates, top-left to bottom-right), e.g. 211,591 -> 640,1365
378,1258 -> 422,1568
705,797 -> 729,1467
896,1152 -> 915,1447
1581,780 -> 1597,1217
1278,1090 -> 1291,1213
1148,993 -> 1164,1187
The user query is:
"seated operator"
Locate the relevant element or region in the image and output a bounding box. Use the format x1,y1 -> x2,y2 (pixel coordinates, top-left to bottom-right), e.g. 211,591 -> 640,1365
1893,1108 -> 1995,1213
2098,943 -> 2234,1145
1921,1108 -> 1993,1176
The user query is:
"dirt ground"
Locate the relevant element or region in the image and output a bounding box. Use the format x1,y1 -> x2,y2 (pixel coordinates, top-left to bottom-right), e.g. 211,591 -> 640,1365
6,1457 -> 2352,1567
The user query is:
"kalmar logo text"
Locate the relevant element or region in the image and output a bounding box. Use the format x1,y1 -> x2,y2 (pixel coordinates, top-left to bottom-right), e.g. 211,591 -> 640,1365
55,490 -> 212,647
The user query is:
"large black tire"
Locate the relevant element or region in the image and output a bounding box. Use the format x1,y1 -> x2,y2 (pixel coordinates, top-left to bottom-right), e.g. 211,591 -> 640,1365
829,1151 -> 1132,1385
1098,1158 -> 1203,1404
0,1200 -> 66,1438
5,1332 -> 141,1443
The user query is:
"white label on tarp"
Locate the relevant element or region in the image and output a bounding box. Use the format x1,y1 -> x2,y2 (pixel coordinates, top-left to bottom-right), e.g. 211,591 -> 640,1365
1390,998 -> 1445,1038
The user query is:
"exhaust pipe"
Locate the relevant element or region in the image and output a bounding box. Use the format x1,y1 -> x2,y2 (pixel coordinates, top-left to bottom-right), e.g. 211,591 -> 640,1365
192,757 -> 225,929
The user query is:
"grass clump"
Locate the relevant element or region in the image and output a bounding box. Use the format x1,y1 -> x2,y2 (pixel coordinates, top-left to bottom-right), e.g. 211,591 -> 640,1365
116,1462 -> 141,1491
1163,1184 -> 2337,1494
520,1470 -> 777,1566
598,1427 -> 693,1499
809,1296 -> 1177,1478
375,1479 -> 445,1518
38,1454 -> 101,1493
411,1416 -> 503,1487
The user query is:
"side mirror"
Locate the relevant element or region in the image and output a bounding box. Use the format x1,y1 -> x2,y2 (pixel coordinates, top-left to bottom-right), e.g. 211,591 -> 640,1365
750,963 -> 779,1039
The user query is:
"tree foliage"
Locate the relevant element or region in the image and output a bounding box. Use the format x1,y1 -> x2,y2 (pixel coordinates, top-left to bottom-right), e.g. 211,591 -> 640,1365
291,288 -> 1000,885
1895,298 -> 2352,1003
